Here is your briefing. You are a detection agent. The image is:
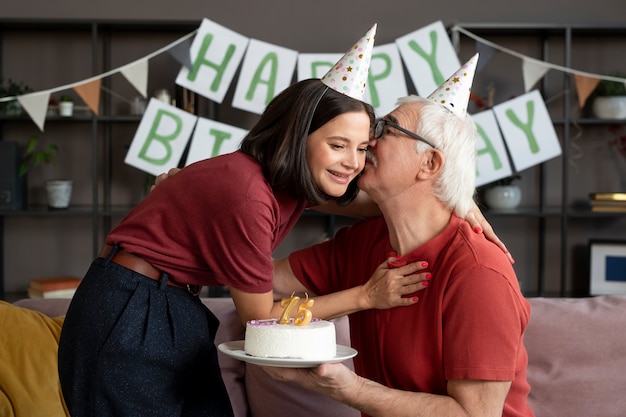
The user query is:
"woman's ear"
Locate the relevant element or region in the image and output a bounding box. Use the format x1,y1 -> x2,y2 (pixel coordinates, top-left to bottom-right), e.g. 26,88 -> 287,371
417,149 -> 444,180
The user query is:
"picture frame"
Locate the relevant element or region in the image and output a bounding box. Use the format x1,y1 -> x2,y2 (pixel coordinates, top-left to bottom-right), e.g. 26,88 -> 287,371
589,240 -> 626,295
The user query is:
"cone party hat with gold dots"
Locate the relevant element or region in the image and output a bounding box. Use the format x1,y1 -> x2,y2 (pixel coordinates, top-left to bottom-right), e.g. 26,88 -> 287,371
427,52 -> 479,118
320,23 -> 377,101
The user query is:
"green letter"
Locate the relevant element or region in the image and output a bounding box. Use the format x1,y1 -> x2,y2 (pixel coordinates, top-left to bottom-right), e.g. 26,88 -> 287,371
187,33 -> 236,93
208,128 -> 233,157
407,30 -> 444,86
505,101 -> 539,154
367,53 -> 392,108
245,53 -> 279,106
138,109 -> 182,165
475,123 -> 503,176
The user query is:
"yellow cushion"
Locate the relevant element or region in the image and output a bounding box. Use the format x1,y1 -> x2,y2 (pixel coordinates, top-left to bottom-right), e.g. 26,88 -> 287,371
0,301 -> 68,417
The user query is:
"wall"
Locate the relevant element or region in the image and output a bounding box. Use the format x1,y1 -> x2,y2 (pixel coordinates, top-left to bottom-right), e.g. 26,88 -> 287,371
1,1 -> 625,295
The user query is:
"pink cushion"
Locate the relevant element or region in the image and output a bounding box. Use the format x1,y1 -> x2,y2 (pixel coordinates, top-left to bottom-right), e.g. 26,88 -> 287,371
525,296 -> 626,417
202,298 -> 248,417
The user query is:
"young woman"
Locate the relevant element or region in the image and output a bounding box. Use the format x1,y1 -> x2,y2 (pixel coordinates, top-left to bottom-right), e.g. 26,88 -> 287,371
58,78 -> 429,417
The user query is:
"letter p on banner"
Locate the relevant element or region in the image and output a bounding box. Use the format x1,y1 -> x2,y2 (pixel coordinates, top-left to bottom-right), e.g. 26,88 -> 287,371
125,98 -> 198,176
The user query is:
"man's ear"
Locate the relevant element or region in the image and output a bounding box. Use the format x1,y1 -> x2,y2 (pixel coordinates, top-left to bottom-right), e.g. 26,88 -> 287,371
417,149 -> 444,180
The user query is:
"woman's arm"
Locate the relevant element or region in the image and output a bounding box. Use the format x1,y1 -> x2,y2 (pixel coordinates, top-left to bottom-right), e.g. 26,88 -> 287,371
273,257 -> 429,321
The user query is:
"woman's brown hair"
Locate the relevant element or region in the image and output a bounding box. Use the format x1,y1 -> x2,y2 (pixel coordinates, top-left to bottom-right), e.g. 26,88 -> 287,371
240,79 -> 374,206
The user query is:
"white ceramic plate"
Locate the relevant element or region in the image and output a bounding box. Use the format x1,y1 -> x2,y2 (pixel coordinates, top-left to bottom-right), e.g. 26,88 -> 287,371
218,340 -> 358,368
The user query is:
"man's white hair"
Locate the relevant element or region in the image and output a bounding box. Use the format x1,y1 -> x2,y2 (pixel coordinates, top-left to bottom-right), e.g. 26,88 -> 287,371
396,95 -> 477,217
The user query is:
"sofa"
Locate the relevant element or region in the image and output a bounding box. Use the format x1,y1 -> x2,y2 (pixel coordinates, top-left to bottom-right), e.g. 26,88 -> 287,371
2,295 -> 626,417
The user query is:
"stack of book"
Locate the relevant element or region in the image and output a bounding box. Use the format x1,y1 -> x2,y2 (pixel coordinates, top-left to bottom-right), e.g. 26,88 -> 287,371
28,276 -> 82,299
589,193 -> 626,212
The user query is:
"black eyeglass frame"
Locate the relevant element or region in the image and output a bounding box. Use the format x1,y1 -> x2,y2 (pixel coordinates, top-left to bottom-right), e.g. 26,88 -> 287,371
373,119 -> 437,149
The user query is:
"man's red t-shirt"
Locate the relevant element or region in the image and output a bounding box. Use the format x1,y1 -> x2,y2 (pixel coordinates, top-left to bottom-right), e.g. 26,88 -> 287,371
290,214 -> 535,417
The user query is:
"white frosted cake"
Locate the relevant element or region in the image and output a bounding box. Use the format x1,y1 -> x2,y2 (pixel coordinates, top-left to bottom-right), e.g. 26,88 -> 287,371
244,318 -> 337,360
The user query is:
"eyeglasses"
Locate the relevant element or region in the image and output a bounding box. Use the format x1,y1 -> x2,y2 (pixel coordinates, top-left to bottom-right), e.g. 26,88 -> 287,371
373,119 -> 437,149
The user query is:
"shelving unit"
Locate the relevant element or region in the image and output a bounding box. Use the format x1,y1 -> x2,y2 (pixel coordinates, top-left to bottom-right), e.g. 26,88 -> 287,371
0,19 -> 339,300
0,19 -> 203,299
1,21 -> 625,299
453,23 -> 626,296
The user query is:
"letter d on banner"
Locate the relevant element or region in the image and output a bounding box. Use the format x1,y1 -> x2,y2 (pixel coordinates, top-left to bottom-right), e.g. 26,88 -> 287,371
125,98 -> 198,176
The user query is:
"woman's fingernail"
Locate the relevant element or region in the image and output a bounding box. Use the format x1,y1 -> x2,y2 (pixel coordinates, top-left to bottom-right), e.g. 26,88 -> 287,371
412,297 -> 419,302
421,261 -> 428,268
422,281 -> 429,287
425,273 -> 432,279
474,226 -> 482,233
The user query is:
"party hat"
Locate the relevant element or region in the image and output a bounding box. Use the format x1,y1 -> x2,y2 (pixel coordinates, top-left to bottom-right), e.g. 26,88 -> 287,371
320,23 -> 377,100
427,53 -> 479,118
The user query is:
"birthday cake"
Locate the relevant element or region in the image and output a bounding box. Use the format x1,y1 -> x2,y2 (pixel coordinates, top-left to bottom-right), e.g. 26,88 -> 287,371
244,318 -> 337,360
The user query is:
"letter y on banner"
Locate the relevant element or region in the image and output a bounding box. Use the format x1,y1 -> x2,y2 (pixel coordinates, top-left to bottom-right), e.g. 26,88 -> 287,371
492,90 -> 562,172
125,98 -> 198,176
395,20 -> 459,97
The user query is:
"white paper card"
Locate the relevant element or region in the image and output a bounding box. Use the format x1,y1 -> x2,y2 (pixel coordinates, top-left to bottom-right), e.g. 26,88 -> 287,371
493,90 -> 562,173
472,110 -> 513,187
395,20 -> 460,96
125,98 -> 198,176
176,18 -> 249,103
185,118 -> 248,166
232,38 -> 298,115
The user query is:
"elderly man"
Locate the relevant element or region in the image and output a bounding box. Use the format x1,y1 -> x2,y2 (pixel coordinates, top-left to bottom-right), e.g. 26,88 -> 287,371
268,55 -> 535,417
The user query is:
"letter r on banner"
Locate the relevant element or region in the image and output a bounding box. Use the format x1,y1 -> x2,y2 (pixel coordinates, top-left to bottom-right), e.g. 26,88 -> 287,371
125,98 -> 198,176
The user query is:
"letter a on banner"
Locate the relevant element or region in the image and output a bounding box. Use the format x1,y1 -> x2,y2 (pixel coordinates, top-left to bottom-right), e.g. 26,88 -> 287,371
232,38 -> 298,115
472,110 -> 513,187
176,18 -> 249,103
125,98 -> 198,176
492,90 -> 562,173
395,20 -> 460,97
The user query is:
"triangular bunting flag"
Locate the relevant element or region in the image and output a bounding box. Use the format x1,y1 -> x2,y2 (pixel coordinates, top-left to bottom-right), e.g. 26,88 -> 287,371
168,37 -> 193,70
573,74 -> 600,108
74,79 -> 102,115
17,91 -> 51,132
522,58 -> 550,92
121,59 -> 148,98
475,42 -> 497,73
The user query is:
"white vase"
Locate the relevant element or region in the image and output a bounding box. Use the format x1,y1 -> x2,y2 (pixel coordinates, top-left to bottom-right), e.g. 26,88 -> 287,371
592,96 -> 626,119
484,185 -> 522,210
46,180 -> 73,209
58,101 -> 74,117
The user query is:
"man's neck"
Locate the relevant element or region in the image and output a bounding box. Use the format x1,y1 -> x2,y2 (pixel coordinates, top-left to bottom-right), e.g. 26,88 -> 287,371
377,191 -> 452,256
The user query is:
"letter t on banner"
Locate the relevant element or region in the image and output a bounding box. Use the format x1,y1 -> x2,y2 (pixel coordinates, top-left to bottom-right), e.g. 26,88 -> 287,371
176,18 -> 249,104
125,98 -> 198,176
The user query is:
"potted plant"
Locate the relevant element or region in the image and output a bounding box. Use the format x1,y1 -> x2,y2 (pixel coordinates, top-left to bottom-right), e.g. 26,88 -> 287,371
19,136 -> 73,209
482,175 -> 522,210
591,75 -> 626,120
0,78 -> 32,116
58,95 -> 74,117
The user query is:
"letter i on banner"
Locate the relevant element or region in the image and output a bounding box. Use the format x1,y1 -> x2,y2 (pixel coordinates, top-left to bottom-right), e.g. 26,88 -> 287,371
175,18 -> 250,104
492,90 -> 562,173
472,110 -> 514,187
395,20 -> 460,97
125,98 -> 198,176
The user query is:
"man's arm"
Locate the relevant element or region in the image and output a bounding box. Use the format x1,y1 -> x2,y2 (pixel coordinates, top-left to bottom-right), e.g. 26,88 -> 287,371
263,363 -> 511,417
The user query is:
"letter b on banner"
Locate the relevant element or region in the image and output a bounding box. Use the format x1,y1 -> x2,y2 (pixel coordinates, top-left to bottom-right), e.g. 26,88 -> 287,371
125,98 -> 198,176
